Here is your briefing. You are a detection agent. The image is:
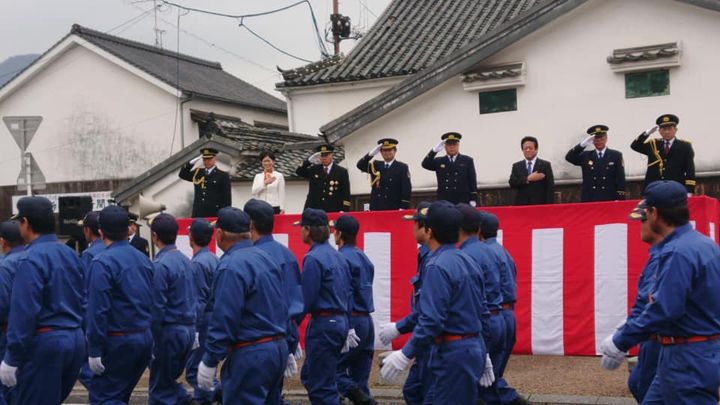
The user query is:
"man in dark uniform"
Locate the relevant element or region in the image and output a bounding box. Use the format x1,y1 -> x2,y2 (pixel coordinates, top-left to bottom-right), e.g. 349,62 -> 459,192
630,114 -> 696,194
179,148 -> 232,217
421,132 -> 478,205
509,136 -> 554,205
565,125 -> 626,202
128,212 -> 149,257
356,138 -> 411,210
296,145 -> 352,212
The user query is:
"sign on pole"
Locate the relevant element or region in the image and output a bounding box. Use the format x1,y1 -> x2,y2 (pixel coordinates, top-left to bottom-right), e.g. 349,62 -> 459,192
16,152 -> 46,191
3,116 -> 42,150
3,115 -> 44,194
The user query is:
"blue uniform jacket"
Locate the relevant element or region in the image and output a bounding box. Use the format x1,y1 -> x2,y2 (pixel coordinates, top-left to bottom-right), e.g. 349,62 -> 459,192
301,241 -> 353,317
191,247 -> 219,328
614,224 -> 720,351
152,244 -> 196,328
255,235 -> 304,322
80,238 -> 105,277
339,244 -> 375,314
86,241 -> 154,357
0,246 -> 26,325
628,245 -> 661,321
460,236 -> 502,311
3,234 -> 85,366
402,244 -> 487,358
396,244 -> 431,334
483,238 -> 517,304
202,240 -> 287,367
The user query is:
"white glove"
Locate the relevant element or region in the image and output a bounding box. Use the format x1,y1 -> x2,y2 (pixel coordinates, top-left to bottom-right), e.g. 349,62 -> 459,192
644,126 -> 658,136
0,361 -> 17,387
342,328 -> 361,353
295,343 -> 304,361
599,334 -> 626,371
580,135 -> 595,148
192,332 -> 200,350
198,361 -> 217,390
89,356 -> 105,375
308,152 -> 322,165
379,323 -> 401,346
469,200 -> 477,207
479,354 -> 495,387
284,354 -> 298,378
380,350 -> 411,383
189,154 -> 202,165
369,144 -> 382,157
432,140 -> 446,153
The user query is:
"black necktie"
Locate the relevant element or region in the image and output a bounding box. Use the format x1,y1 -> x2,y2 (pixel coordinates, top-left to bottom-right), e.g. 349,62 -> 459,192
385,163 -> 389,169
598,151 -> 603,160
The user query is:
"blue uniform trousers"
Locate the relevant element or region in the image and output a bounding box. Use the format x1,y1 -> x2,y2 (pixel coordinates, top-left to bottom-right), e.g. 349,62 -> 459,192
402,348 -> 432,405
336,315 -> 374,396
149,324 -> 195,405
628,340 -> 661,403
482,308 -> 521,404
641,339 -> 720,405
301,315 -> 347,405
0,332 -> 9,405
220,339 -> 288,404
185,321 -> 219,401
479,313 -> 515,404
12,328 -> 85,405
427,337 -> 485,405
78,362 -> 93,390
89,331 -> 153,404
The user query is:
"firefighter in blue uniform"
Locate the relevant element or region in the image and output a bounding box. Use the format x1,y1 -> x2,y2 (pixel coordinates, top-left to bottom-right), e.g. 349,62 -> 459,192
85,206 -> 154,403
184,219 -> 221,405
625,200 -> 663,402
631,114 -> 696,193
380,201 -> 493,404
332,214 -> 378,405
243,199 -> 304,394
197,207 -> 289,403
149,213 -> 197,405
0,221 -> 24,405
565,125 -> 626,202
378,202 -> 432,405
0,197 -> 85,404
421,132 -> 478,205
296,208 -> 353,405
179,147 -> 233,217
356,138 -> 412,210
601,180 -> 720,404
296,145 -> 352,213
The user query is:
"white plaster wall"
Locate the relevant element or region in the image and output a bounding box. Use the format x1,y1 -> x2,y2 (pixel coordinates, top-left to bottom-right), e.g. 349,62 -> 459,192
0,44 -> 182,187
185,98 -> 288,136
341,0 -> 720,195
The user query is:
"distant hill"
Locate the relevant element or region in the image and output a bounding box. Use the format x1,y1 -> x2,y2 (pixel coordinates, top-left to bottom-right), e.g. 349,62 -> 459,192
0,54 -> 39,87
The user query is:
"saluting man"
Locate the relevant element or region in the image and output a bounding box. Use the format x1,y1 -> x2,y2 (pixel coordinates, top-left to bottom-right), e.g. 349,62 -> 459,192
631,114 -> 696,194
356,138 -> 412,210
421,132 -> 478,205
296,144 -> 352,212
565,125 -> 626,202
179,148 -> 232,217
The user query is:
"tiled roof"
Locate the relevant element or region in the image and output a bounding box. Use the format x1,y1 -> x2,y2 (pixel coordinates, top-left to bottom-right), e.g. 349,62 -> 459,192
462,63 -> 524,83
277,0 -> 541,88
71,25 -> 286,112
606,42 -> 680,65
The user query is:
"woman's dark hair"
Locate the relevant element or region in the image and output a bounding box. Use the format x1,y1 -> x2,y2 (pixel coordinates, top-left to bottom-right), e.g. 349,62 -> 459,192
259,151 -> 275,162
521,136 -> 539,149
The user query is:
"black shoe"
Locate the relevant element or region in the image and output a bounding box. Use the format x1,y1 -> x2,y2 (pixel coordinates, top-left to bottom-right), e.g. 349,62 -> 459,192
345,388 -> 378,405
213,388 -> 223,404
509,396 -> 531,405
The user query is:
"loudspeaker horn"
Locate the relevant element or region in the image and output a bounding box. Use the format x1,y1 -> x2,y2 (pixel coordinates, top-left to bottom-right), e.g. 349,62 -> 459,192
138,195 -> 166,218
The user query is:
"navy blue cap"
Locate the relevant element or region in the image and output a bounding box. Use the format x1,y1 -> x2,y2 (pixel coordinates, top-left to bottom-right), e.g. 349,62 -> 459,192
296,208 -> 328,227
333,214 -> 359,236
426,200 -> 462,234
643,180 -> 687,208
587,124 -> 609,137
189,218 -> 214,240
456,203 -> 481,230
244,199 -> 275,225
98,206 -> 128,234
479,211 -> 499,235
628,200 -> 648,221
215,207 -> 250,233
316,144 -> 335,153
80,211 -> 100,233
441,132 -> 462,142
656,114 -> 679,127
403,201 -> 432,221
0,221 -> 22,243
11,196 -> 53,221
150,213 -> 178,237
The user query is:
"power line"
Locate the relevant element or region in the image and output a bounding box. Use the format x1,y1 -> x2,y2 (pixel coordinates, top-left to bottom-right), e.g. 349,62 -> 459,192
105,6 -> 155,34
357,0 -> 378,18
240,22 -> 312,63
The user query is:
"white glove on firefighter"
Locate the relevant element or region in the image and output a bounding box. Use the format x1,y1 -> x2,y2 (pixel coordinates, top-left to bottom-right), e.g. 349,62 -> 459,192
580,135 -> 595,148
342,328 -> 361,353
369,144 -> 382,157
479,354 -> 495,387
295,343 -> 304,361
284,354 -> 298,378
644,125 -> 658,136
469,200 -> 477,207
308,152 -> 322,165
198,361 -> 217,390
189,154 -> 202,165
0,361 -> 17,387
89,356 -> 105,375
432,140 -> 446,153
380,350 -> 411,383
192,332 -> 200,350
378,323 -> 401,346
599,334 -> 626,371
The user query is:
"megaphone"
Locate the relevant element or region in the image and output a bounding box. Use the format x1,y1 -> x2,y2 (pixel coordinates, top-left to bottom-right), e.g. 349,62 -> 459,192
138,195 -> 166,218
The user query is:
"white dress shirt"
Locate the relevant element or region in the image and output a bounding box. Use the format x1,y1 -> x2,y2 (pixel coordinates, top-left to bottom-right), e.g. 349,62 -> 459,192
251,170 -> 286,209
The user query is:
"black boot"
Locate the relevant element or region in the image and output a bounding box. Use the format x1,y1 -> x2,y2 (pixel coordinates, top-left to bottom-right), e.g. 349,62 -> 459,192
509,395 -> 531,405
345,388 -> 378,405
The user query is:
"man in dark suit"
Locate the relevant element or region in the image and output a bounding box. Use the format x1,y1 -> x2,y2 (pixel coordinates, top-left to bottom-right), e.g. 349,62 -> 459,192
565,125 -> 626,202
128,212 -> 150,257
178,148 -> 232,217
356,138 -> 412,211
421,132 -> 478,205
509,136 -> 555,205
630,114 -> 695,194
296,144 -> 351,212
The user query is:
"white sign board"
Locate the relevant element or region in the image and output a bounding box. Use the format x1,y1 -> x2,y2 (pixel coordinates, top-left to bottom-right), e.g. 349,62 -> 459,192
11,191 -> 113,215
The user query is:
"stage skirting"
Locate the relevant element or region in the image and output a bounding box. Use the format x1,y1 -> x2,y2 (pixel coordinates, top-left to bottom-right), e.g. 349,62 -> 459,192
175,196 -> 719,356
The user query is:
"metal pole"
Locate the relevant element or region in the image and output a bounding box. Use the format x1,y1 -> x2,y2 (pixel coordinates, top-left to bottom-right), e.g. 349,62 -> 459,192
333,0 -> 340,55
24,152 -> 32,196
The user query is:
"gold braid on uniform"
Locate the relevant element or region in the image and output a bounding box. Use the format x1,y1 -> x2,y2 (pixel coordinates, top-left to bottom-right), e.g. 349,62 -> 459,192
191,168 -> 206,189
647,139 -> 665,177
369,161 -> 381,188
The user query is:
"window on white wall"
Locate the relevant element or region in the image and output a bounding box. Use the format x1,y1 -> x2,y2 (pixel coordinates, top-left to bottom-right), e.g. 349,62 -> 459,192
479,88 -> 517,114
625,70 -> 669,99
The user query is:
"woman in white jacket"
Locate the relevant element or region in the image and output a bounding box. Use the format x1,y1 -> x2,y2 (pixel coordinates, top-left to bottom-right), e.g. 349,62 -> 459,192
251,151 -> 285,214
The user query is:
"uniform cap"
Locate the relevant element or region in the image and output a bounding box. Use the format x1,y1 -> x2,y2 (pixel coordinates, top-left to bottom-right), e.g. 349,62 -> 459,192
150,213 -> 179,237
586,124 -> 609,137
456,203 -> 481,230
333,214 -> 359,236
243,199 -> 275,227
378,138 -> 399,149
643,180 -> 687,208
402,201 -> 431,221
98,206 -> 129,234
215,207 -> 250,233
11,196 -> 53,221
189,218 -> 214,240
81,211 -> 101,233
0,221 -> 22,243
295,208 -> 328,227
628,200 -> 648,221
656,114 -> 679,127
426,200 -> 462,235
201,148 -> 219,158
441,132 -> 462,142
316,144 -> 335,153
479,211 -> 500,235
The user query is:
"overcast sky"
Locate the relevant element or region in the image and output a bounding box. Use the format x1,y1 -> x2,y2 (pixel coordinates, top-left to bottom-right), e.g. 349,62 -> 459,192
0,0 -> 391,96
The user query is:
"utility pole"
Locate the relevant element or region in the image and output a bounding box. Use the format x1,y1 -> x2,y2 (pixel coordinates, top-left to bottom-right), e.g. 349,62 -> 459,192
332,0 -> 340,55
330,0 -> 352,56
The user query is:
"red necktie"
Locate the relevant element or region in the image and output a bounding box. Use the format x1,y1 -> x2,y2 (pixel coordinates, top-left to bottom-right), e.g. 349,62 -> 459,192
324,166 -> 329,176
664,141 -> 670,155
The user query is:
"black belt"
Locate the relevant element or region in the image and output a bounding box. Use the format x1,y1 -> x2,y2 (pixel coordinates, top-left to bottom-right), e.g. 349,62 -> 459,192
312,310 -> 344,318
